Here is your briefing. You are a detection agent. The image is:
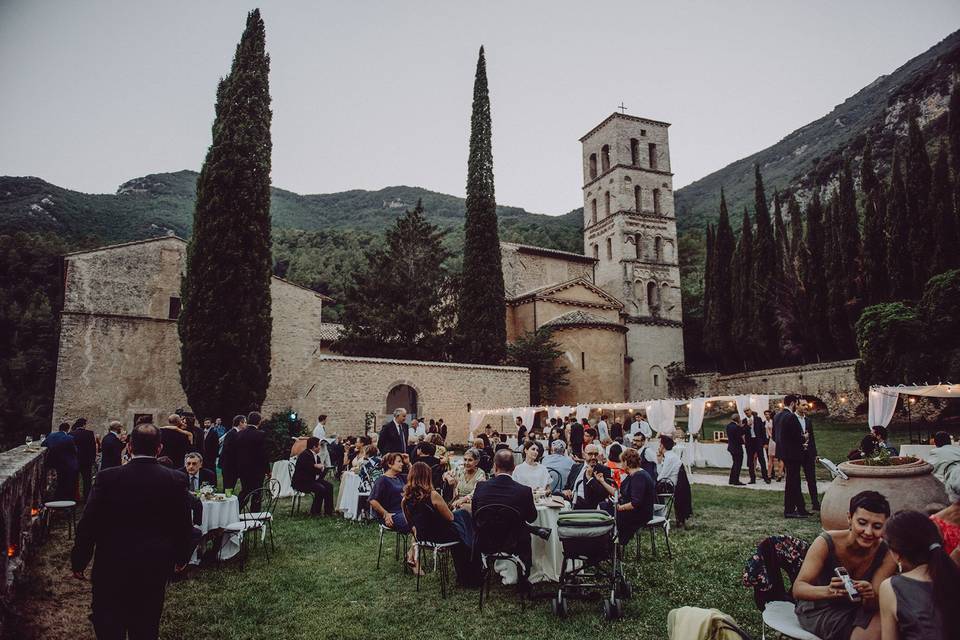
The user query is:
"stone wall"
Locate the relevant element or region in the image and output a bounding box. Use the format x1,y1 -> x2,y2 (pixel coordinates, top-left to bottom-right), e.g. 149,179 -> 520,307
500,243 -> 594,298
286,355 -> 530,444
552,326 -> 626,404
0,446 -> 48,614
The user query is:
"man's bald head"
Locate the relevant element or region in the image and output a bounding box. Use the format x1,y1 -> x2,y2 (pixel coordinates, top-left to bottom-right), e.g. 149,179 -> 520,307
493,449 -> 515,474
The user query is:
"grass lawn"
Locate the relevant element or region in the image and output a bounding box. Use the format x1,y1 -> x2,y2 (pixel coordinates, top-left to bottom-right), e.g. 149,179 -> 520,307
14,481 -> 825,640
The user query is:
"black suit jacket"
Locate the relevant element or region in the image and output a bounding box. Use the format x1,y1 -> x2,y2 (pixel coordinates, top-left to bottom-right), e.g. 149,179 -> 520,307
570,423 -> 584,446
71,457 -> 194,580
750,415 -> 768,445
377,420 -> 408,454
561,461 -> 614,510
798,415 -> 817,457
471,473 -> 537,524
71,427 -> 97,467
774,409 -> 804,462
186,426 -> 204,454
235,427 -> 269,478
220,428 -> 240,475
292,449 -> 321,490
100,432 -> 123,470
726,421 -> 745,453
178,467 -> 216,489
160,427 -> 191,469
203,429 -> 220,472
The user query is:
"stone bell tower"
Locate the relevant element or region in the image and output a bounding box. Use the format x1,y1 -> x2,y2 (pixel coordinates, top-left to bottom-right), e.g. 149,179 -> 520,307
580,112 -> 685,400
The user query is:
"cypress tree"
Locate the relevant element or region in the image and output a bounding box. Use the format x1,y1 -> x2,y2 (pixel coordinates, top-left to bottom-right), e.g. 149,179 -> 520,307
803,193 -> 832,360
732,207 -> 754,368
930,146 -> 957,275
702,222 -> 715,363
456,46 -> 506,364
179,10 -> 273,420
860,138 -> 880,197
838,154 -> 862,300
886,150 -> 913,299
787,193 -> 803,265
773,191 -> 790,278
751,166 -> 779,362
862,186 -> 888,305
949,78 -> 960,179
825,192 -> 855,357
705,190 -> 736,370
905,110 -> 933,288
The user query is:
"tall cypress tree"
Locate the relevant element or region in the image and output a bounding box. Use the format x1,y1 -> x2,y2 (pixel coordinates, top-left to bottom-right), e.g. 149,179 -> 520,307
701,223 -> 716,365
180,10 -> 273,420
773,191 -> 790,278
751,166 -> 779,362
930,146 -> 957,276
886,150 -> 913,299
456,46 -> 506,363
825,192 -> 855,357
705,190 -> 736,370
787,193 -> 803,265
733,207 -> 754,367
862,187 -> 888,306
905,110 -> 933,289
803,193 -> 832,360
860,138 -> 880,197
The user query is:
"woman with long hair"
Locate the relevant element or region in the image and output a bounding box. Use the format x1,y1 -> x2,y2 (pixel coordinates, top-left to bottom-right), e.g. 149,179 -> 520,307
402,462 -> 477,586
929,474 -> 960,556
443,447 -> 486,509
879,510 -> 960,639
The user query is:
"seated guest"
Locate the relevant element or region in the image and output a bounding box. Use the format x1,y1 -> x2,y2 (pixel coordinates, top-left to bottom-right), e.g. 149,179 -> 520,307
605,444 -> 626,487
512,441 -> 550,491
609,421 -> 624,443
100,421 -> 125,470
292,437 -> 334,516
369,452 -> 416,568
471,450 -> 538,581
474,438 -> 494,474
401,462 -> 476,586
927,431 -> 960,484
558,443 -> 616,510
848,434 -> 879,461
656,436 -> 682,493
412,442 -> 440,469
582,428 -> 598,452
178,453 -> 216,491
43,422 -> 79,500
610,448 -> 654,545
930,473 -> 960,555
443,448 -> 487,509
353,444 -> 380,475
793,491 -> 897,640
631,433 -> 659,480
543,441 -> 574,492
870,426 -> 899,456
879,510 -> 960,640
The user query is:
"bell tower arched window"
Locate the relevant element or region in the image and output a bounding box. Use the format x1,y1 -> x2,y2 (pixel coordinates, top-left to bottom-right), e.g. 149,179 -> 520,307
634,185 -> 641,212
591,199 -> 597,224
604,191 -> 610,217
630,138 -> 640,166
589,153 -> 597,180
601,145 -> 610,173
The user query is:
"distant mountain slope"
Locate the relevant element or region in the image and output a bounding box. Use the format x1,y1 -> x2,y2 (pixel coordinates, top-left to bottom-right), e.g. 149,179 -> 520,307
675,29 -> 960,234
0,170 -> 583,252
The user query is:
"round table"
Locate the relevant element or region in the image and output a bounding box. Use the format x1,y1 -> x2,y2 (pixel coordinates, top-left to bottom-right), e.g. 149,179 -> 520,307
494,501 -> 568,584
337,471 -> 363,520
192,495 -> 240,563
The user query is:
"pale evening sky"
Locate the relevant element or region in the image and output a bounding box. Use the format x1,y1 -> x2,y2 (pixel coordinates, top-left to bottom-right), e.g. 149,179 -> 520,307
1,1 -> 958,215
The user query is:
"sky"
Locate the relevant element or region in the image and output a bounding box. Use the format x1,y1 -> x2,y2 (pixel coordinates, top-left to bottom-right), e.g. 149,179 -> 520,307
1,1 -> 958,215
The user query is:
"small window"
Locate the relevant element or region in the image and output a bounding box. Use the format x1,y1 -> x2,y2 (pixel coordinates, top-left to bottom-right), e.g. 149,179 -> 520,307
630,138 -> 640,166
589,153 -> 597,180
635,234 -> 642,259
653,189 -> 661,215
641,129 -> 647,136
592,244 -> 599,259
591,199 -> 597,224
648,143 -> 658,170
581,352 -> 586,370
604,191 -> 611,217
653,374 -> 660,387
601,145 -> 611,172
654,236 -> 663,261
634,185 -> 641,212
168,296 -> 181,319
606,237 -> 612,260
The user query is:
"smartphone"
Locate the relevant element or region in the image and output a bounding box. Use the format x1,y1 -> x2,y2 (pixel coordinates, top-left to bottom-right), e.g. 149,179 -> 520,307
834,566 -> 861,602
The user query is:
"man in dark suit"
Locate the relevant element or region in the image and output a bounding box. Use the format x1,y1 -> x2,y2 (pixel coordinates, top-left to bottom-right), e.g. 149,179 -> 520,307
71,423 -> 194,640
774,394 -> 809,518
236,411 -> 269,510
44,422 -> 79,500
292,437 -> 334,515
796,405 -> 820,510
438,418 -> 447,443
71,418 -> 98,499
569,419 -> 585,458
178,452 -> 216,492
557,443 -> 616,510
725,413 -> 746,486
377,408 -> 409,455
219,414 -> 245,493
471,449 -> 539,578
100,421 -> 124,470
743,408 -> 770,484
183,413 -> 203,454
202,420 -> 220,477
159,415 -> 192,475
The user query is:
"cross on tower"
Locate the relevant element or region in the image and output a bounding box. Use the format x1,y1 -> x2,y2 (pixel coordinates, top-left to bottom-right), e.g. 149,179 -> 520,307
617,102 -> 628,114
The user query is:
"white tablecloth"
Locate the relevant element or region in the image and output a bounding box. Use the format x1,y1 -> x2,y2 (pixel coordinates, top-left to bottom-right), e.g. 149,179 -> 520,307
191,495 -> 241,564
271,459 -> 295,497
494,502 -> 567,584
682,442 -> 733,468
337,471 -> 363,520
899,444 -> 934,461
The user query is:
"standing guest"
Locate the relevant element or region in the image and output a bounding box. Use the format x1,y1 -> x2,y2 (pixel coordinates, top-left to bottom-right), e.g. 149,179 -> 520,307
793,491 -> 896,640
764,410 -> 781,481
70,423 -> 194,640
726,414 -> 746,486
182,413 -> 203,454
312,415 -> 327,440
159,415 -> 192,476
427,419 -> 438,435
213,417 -> 225,438
515,416 -> 527,445
100,421 -> 124,470
44,422 -> 79,500
178,452 -> 216,492
596,415 -> 610,442
879,510 -> 960,640
930,473 -> 960,555
479,424 -> 494,450
202,420 -> 220,477
743,407 -> 770,484
776,395 -> 809,518
570,418 -> 585,458
657,435 -> 682,492
219,415 -> 245,493
437,418 -> 447,443
444,448 -> 487,509
512,441 -> 551,491
378,408 -> 409,455
870,426 -> 899,456
543,441 -> 574,491
71,418 -> 98,500
610,421 -> 624,444
411,417 -> 427,439
292,437 -> 333,516
611,448 -> 655,546
797,404 -> 821,511
235,411 -> 269,511
559,443 -> 616,510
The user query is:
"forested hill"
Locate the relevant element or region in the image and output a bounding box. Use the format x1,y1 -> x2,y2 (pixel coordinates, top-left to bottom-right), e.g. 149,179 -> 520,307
0,170 -> 582,251
674,29 -> 960,235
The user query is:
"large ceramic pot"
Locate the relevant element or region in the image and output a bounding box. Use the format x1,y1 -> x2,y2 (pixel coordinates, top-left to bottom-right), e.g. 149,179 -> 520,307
820,458 -> 949,530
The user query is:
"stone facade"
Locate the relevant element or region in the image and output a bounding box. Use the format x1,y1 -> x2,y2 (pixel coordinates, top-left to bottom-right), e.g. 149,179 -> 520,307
500,243 -> 595,298
291,355 -> 529,444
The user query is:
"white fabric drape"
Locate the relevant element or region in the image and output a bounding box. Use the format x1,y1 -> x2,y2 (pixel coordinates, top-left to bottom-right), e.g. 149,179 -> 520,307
545,406 -> 574,421
687,398 -> 706,435
576,404 -> 591,422
646,399 -> 677,434
868,388 -> 900,428
734,395 -> 750,420
749,395 -> 770,415
469,412 -> 486,435
511,408 -> 537,431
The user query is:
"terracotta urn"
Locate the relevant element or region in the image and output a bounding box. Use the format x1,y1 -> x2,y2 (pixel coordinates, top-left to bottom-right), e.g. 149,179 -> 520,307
290,436 -> 310,458
820,457 -> 949,530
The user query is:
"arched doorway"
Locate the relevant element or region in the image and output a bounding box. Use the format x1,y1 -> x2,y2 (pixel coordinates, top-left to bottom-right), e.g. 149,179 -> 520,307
386,384 -> 418,418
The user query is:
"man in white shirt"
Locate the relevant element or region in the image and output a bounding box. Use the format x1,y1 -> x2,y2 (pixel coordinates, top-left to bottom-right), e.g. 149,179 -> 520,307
596,415 -> 610,442
411,418 -> 427,439
656,435 -> 682,489
542,441 -> 574,491
312,415 -> 327,440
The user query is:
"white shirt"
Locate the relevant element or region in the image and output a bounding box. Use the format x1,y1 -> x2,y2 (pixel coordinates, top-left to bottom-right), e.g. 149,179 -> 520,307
657,450 -> 681,486
413,423 -> 426,438
640,445 -> 658,465
572,464 -> 588,499
597,420 -> 609,441
512,462 -> 551,491
797,415 -> 807,434
636,420 -> 652,438
312,422 -> 327,440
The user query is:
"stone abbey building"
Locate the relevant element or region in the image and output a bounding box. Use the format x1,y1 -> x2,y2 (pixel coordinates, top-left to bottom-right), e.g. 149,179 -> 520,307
51,112 -> 682,439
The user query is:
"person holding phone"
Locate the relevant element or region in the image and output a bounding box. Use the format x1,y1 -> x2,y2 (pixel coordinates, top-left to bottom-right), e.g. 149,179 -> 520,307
793,491 -> 897,640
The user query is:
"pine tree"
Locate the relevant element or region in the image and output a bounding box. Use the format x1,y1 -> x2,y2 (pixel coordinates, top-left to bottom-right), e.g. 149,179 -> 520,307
751,166 -> 779,362
732,207 -> 754,368
455,46 -> 506,364
705,190 -> 736,370
905,110 -> 933,289
179,10 -> 273,420
335,200 -> 454,360
930,146 -> 958,276
802,193 -> 833,360
886,150 -> 913,299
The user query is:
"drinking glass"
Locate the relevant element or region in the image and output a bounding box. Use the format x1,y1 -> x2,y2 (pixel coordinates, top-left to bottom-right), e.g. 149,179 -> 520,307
225,488 -> 233,498
24,436 -> 32,447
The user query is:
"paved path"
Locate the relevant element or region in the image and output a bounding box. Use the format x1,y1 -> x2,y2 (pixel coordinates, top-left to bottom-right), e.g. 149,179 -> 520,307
688,472 -> 783,492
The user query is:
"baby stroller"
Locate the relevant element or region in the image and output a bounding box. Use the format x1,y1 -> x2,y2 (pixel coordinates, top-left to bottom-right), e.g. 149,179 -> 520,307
552,510 -> 630,620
